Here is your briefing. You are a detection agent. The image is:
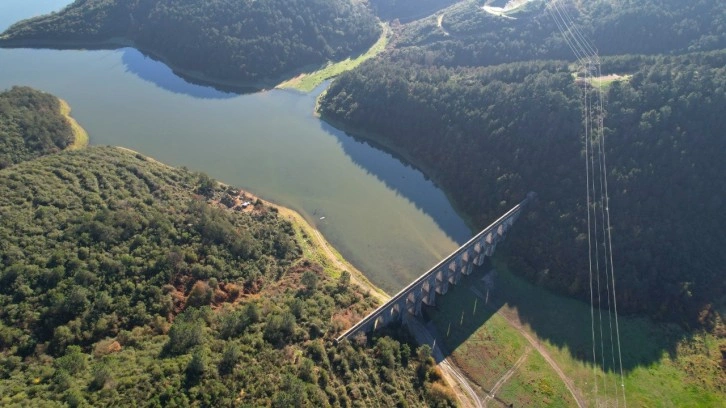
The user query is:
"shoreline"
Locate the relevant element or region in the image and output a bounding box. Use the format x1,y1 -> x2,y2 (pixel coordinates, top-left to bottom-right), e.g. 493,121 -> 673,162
273,204 -> 391,304
0,36 -> 372,94
58,98 -> 88,150
317,111 -> 479,234
0,37 -> 281,92
113,146 -> 391,305
277,23 -> 390,93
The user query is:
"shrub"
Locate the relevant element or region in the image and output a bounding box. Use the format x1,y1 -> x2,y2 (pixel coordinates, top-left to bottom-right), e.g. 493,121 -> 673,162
187,281 -> 213,308
89,364 -> 114,391
164,314 -> 203,356
186,347 -> 207,384
218,343 -> 240,376
55,345 -> 86,375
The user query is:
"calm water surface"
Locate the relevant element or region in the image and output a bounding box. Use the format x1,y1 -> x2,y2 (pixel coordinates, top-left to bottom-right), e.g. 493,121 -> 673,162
0,1 -> 471,293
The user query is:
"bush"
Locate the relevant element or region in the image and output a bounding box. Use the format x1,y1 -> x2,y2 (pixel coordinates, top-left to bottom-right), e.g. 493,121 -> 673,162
164,313 -> 204,356
218,343 -> 240,376
187,281 -> 213,308
186,347 -> 207,384
89,364 -> 114,391
64,387 -> 86,408
55,345 -> 86,375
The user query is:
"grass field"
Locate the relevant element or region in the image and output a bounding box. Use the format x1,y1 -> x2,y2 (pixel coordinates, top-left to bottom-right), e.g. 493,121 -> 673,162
425,277 -> 579,406
589,74 -> 632,90
424,254 -> 726,406
497,351 -> 575,407
59,98 -> 89,150
276,24 -> 389,93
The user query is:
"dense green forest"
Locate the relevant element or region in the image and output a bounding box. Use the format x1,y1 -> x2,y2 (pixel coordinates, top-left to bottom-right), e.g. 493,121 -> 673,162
0,0 -> 381,83
0,87 -> 74,169
390,0 -> 726,68
320,49 -> 726,328
0,108 -> 455,406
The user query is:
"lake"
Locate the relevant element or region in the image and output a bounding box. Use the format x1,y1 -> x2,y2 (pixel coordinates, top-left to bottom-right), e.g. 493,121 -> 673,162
0,0 -> 472,294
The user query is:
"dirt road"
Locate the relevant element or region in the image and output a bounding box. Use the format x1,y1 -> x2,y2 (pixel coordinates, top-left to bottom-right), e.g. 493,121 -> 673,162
407,317 -> 484,408
484,347 -> 531,406
470,287 -> 586,407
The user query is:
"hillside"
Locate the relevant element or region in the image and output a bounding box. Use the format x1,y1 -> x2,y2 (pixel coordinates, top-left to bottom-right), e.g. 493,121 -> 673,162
0,86 -> 76,168
0,0 -> 381,85
391,0 -> 726,68
0,107 -> 455,406
319,1 -> 726,328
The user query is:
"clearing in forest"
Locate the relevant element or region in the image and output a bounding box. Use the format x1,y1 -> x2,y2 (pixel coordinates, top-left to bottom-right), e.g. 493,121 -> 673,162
482,0 -> 539,18
276,24 -> 389,92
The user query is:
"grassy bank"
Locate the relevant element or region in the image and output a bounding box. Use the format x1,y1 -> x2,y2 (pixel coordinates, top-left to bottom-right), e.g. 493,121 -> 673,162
425,256 -> 726,406
276,24 -> 389,93
273,204 -> 390,304
59,98 -> 88,150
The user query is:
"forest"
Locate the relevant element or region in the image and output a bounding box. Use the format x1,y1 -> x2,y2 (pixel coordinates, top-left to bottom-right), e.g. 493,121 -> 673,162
0,95 -> 455,406
0,0 -> 381,83
0,87 -> 74,169
391,0 -> 726,68
320,47 -> 726,328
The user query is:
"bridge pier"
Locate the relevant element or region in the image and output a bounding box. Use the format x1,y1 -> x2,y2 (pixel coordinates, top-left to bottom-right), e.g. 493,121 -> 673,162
435,269 -> 448,295
336,193 -> 535,343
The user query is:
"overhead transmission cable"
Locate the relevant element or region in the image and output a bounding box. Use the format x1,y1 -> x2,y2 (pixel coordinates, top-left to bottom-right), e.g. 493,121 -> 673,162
546,0 -> 601,397
545,0 -> 627,405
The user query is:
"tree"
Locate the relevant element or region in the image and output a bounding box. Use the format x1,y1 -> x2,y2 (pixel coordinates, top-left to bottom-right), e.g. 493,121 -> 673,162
89,364 -> 114,391
301,270 -> 318,293
165,314 -> 203,356
187,281 -> 213,308
186,347 -> 207,384
196,173 -> 216,198
55,345 -> 87,375
218,343 -> 240,376
338,270 -> 351,290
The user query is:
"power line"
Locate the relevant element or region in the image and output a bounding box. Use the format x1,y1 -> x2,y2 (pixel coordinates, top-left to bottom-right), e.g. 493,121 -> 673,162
545,1 -> 627,405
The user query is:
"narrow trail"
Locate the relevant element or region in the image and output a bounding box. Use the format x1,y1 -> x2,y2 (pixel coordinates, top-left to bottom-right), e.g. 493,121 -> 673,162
496,308 -> 586,407
484,347 -> 532,406
442,358 -> 483,408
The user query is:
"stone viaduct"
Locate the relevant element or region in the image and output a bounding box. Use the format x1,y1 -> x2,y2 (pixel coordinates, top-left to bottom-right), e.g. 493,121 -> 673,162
336,192 -> 536,343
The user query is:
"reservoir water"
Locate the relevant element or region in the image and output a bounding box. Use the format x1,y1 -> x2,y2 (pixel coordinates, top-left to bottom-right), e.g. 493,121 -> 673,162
0,0 -> 471,294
